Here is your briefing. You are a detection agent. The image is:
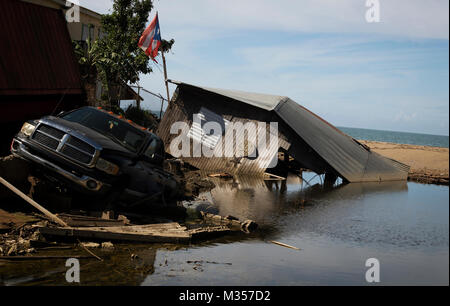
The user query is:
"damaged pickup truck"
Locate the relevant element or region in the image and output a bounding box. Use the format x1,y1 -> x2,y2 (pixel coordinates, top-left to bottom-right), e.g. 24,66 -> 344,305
11,106 -> 181,208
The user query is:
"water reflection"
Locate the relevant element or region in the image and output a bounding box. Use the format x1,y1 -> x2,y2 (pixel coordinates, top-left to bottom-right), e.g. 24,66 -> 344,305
142,177 -> 447,286
0,245 -> 160,286
202,173 -> 408,227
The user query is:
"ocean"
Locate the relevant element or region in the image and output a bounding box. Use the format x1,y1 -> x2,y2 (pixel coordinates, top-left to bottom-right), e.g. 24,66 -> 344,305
338,127 -> 449,148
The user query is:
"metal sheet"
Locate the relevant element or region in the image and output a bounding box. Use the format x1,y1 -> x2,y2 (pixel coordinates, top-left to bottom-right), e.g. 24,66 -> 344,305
0,0 -> 82,95
168,80 -> 287,111
159,82 -> 409,182
274,99 -> 409,182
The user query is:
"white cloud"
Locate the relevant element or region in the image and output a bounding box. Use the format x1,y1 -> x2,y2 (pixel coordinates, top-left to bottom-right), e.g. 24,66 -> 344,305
80,0 -> 449,39
156,0 -> 449,40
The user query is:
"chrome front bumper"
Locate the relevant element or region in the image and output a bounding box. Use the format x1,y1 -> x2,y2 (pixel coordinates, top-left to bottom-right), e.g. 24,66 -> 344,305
11,139 -> 106,192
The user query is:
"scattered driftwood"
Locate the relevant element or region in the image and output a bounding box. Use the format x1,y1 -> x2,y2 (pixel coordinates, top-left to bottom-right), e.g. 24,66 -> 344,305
0,176 -> 69,227
200,211 -> 258,233
269,240 -> 300,250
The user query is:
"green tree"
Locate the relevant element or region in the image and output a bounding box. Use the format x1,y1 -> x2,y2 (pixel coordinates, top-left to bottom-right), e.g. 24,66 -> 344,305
76,0 -> 174,108
73,34 -> 105,106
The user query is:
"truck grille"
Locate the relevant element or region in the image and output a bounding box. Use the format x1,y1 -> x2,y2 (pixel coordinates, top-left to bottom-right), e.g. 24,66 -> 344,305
32,124 -> 97,166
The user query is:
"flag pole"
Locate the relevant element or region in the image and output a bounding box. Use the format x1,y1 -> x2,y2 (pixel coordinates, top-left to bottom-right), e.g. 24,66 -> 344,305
161,51 -> 170,104
157,11 -> 170,108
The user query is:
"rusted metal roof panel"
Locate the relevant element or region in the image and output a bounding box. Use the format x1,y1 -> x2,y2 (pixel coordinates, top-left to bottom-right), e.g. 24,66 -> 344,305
0,0 -> 82,95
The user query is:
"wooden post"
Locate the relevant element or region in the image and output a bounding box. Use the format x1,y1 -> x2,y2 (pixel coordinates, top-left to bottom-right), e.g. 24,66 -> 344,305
159,95 -> 164,120
0,176 -> 69,227
136,85 -> 141,109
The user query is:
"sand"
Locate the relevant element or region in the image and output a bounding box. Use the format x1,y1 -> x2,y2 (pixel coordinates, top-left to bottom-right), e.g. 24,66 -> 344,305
360,140 -> 449,185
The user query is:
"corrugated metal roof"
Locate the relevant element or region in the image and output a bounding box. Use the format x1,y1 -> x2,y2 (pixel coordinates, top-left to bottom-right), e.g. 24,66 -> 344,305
275,99 -> 409,182
163,82 -> 409,182
168,80 -> 287,111
0,0 -> 82,95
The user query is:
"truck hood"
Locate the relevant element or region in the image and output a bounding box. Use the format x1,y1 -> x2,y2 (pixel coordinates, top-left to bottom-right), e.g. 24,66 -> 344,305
42,116 -> 137,157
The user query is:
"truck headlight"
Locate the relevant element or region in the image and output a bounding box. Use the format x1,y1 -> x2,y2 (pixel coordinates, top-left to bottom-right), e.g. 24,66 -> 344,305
20,122 -> 36,137
96,158 -> 120,175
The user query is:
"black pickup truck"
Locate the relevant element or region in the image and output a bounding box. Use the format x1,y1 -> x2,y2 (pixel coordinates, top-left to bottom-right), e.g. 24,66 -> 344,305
11,106 -> 180,208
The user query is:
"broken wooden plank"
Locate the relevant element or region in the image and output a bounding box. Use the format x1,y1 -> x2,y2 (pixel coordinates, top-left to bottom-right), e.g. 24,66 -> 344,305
77,239 -> 103,261
263,172 -> 286,180
36,219 -> 249,244
37,223 -> 191,244
56,213 -> 126,227
269,240 -> 300,250
0,176 -> 69,227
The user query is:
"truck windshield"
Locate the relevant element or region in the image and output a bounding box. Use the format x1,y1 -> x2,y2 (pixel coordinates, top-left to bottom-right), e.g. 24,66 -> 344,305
62,108 -> 146,153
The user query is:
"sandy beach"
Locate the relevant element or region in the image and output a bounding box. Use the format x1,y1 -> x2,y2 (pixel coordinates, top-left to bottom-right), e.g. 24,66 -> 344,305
360,140 -> 449,185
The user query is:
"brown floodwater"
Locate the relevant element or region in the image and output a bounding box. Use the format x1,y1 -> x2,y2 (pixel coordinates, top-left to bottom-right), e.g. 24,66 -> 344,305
1,173 -> 448,285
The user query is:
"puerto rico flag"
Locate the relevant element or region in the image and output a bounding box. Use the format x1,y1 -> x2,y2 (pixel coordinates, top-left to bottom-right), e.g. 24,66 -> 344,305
138,13 -> 161,62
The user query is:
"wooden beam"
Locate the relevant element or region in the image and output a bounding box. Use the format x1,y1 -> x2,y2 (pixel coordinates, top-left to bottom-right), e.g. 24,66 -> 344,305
0,176 -> 69,227
38,223 -> 191,244
56,213 -> 125,227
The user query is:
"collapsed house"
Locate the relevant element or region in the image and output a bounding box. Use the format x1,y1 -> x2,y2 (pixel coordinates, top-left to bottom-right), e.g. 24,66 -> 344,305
157,81 -> 409,183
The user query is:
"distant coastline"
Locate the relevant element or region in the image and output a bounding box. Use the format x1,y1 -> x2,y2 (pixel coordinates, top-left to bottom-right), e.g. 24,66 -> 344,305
339,126 -> 449,148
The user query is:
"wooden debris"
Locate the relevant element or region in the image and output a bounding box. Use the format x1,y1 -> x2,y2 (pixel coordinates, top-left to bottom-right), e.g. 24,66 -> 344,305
56,213 -> 126,227
101,242 -> 114,248
200,212 -> 258,233
207,173 -> 233,178
189,225 -> 232,241
77,239 -> 103,261
263,172 -> 286,180
101,210 -> 115,220
37,219 -> 254,244
37,223 -> 191,244
269,240 -> 300,250
0,255 -> 92,261
0,176 -> 69,227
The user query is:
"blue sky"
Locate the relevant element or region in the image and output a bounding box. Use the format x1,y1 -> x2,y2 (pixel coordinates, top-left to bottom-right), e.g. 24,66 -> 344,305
80,0 -> 449,136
